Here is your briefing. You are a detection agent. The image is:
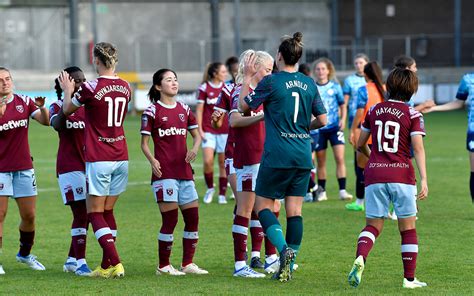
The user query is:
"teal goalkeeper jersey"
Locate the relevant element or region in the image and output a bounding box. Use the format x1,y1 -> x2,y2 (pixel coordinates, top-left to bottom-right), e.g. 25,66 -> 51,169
244,71 -> 327,169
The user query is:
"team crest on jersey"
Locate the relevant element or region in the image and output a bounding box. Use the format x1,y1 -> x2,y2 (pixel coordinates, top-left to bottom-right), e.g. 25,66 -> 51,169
178,114 -> 185,122
76,187 -> 84,195
166,188 -> 174,196
327,89 -> 335,96
16,105 -> 24,113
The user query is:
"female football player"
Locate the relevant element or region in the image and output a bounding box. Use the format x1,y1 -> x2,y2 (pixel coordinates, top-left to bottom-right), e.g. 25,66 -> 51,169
51,66 -> 91,275
196,63 -> 229,204
312,58 -> 352,202
0,67 -> 49,274
239,32 -> 327,282
59,42 -> 130,278
348,67 -> 428,289
141,69 -> 207,276
425,71 -> 474,203
346,61 -> 385,212
343,54 -> 369,207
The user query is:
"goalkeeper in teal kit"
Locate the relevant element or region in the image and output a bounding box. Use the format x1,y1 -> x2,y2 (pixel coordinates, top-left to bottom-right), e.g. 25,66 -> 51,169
238,32 -> 327,282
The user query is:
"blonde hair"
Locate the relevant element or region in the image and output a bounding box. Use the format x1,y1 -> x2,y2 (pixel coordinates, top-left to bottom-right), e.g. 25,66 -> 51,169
313,57 -> 338,82
235,50 -> 274,84
94,42 -> 118,69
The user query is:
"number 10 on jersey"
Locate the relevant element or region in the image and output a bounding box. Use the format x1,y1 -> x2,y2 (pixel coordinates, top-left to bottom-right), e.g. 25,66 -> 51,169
105,96 -> 127,127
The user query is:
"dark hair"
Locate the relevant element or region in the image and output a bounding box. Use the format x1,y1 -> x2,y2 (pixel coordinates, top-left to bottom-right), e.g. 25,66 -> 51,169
54,66 -> 84,100
278,32 -> 304,66
225,56 -> 238,70
393,55 -> 415,69
298,63 -> 311,76
202,62 -> 223,83
148,68 -> 177,103
364,61 -> 385,99
386,68 -> 418,102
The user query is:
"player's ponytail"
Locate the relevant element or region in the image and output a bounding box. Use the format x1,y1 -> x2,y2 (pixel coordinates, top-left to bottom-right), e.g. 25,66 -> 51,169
201,62 -> 223,84
278,31 -> 304,65
364,61 -> 385,99
148,68 -> 178,103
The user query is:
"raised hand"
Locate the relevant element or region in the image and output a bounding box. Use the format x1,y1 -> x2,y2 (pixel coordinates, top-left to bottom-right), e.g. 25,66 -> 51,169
243,52 -> 258,78
34,96 -> 46,108
58,71 -> 75,94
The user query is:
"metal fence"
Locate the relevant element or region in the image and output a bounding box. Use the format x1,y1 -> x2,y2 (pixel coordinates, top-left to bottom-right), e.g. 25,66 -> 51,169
1,33 -> 473,73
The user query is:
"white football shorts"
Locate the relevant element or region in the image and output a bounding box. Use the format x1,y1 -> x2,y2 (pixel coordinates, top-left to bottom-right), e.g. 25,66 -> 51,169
236,163 -> 260,192
58,171 -> 87,205
86,161 -> 128,197
152,179 -> 198,205
0,169 -> 37,198
202,132 -> 228,153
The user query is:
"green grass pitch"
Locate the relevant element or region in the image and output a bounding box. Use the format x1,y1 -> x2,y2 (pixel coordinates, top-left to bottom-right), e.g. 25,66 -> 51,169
0,110 -> 473,295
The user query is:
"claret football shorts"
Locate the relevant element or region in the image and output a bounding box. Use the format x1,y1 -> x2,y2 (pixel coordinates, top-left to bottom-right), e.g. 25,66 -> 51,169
0,169 -> 37,198
58,171 -> 87,205
151,179 -> 198,205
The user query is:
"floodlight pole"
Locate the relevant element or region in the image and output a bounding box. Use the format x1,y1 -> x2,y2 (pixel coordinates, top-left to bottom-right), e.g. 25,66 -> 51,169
354,0 -> 362,52
69,0 -> 79,66
92,0 -> 98,45
234,0 -> 241,55
454,0 -> 461,67
210,0 -> 220,62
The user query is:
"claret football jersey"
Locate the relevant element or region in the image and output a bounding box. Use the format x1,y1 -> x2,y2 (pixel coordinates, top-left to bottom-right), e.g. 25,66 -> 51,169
72,76 -> 131,162
49,100 -> 86,175
362,100 -> 426,185
141,100 -> 198,182
0,94 -> 38,172
197,81 -> 228,134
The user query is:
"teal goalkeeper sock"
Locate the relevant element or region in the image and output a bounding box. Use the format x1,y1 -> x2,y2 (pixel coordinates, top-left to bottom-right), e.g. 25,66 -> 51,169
286,216 -> 303,259
259,209 -> 287,253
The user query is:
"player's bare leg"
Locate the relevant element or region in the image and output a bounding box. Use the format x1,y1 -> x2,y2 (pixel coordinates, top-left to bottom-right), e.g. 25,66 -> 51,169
0,196 -> 8,274
316,149 -> 328,201
217,153 -> 227,204
15,196 -> 45,271
202,148 -> 215,204
333,144 -> 352,200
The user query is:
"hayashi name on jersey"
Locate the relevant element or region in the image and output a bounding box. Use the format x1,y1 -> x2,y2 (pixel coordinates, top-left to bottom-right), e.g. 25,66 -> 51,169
0,119 -> 28,131
285,80 -> 308,91
374,106 -> 405,119
94,84 -> 130,101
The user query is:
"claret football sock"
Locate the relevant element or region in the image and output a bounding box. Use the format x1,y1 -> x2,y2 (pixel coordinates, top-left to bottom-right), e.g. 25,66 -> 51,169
182,207 -> 199,267
400,229 -> 418,279
258,209 -> 286,254
71,202 -> 88,261
204,172 -> 214,189
219,177 -> 228,196
356,225 -> 379,262
250,211 -> 263,258
158,209 -> 178,268
88,212 -> 120,268
232,215 -> 249,263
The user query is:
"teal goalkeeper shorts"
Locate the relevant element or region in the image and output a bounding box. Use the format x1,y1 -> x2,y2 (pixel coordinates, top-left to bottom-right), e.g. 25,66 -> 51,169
255,166 -> 310,200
